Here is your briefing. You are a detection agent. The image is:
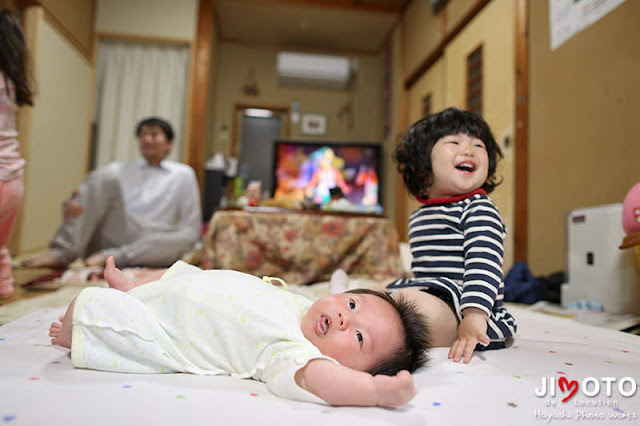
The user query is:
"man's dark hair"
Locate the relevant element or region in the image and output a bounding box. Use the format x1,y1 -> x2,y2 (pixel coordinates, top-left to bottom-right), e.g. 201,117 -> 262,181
394,107 -> 503,198
135,117 -> 174,141
345,288 -> 431,376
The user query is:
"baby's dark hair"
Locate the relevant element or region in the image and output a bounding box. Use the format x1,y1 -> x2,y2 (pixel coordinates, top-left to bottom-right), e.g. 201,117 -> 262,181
394,107 -> 503,198
136,117 -> 174,141
345,288 -> 430,376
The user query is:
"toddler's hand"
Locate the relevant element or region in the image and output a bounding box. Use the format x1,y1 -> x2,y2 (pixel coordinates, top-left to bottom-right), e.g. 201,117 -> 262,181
448,309 -> 489,364
373,370 -> 417,407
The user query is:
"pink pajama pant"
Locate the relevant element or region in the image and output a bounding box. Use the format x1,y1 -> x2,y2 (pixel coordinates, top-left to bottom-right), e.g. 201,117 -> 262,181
0,176 -> 23,297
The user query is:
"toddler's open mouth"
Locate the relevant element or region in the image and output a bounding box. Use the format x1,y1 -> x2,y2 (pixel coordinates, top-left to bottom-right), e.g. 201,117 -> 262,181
455,162 -> 476,173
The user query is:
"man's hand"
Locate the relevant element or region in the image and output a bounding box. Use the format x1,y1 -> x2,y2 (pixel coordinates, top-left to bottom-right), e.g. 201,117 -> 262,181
85,252 -> 106,267
373,370 -> 417,408
62,190 -> 83,220
448,307 -> 489,364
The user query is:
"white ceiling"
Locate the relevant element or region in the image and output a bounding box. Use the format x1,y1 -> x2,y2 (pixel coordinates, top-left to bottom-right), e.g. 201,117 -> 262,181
213,0 -> 410,53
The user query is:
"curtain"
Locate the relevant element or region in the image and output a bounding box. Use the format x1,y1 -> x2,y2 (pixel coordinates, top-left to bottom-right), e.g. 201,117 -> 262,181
95,40 -> 190,168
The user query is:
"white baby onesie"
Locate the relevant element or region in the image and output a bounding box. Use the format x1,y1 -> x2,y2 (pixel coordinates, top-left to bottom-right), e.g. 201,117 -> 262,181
71,261 -> 335,403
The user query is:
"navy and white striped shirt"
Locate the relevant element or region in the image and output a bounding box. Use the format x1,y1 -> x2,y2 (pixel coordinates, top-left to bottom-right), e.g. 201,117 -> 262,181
408,190 -> 506,316
387,189 -> 516,347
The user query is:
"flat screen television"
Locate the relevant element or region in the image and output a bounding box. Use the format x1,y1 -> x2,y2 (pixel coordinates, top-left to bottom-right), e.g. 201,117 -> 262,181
272,141 -> 383,212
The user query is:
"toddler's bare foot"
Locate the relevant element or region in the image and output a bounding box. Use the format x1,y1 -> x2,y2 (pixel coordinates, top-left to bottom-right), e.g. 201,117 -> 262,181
104,256 -> 134,291
22,252 -> 65,269
330,269 -> 349,294
49,315 -> 71,348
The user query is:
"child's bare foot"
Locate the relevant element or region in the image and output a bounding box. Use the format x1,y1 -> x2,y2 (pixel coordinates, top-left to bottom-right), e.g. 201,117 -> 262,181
330,269 -> 349,294
49,315 -> 71,348
104,256 -> 134,291
22,251 -> 65,269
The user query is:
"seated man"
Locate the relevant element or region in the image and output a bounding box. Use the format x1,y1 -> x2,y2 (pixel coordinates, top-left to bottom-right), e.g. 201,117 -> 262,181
24,117 -> 201,268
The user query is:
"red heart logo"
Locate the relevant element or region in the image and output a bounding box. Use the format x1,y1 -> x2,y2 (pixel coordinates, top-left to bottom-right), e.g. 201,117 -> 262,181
558,376 -> 578,402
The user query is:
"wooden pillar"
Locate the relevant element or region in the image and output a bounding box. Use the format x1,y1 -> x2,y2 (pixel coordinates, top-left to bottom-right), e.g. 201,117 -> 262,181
186,0 -> 213,187
395,13 -> 408,241
514,0 -> 529,262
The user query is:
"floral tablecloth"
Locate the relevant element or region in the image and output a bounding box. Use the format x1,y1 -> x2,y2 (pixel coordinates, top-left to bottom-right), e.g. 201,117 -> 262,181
202,209 -> 402,285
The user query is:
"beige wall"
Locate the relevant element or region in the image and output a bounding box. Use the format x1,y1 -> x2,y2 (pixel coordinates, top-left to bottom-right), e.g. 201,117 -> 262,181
38,0 -> 95,55
204,21 -> 220,161
18,8 -> 93,253
402,60 -> 446,235
209,42 -> 388,207
95,0 -> 198,40
381,26 -> 405,226
407,60 -> 445,127
403,0 -> 442,78
528,0 -> 640,275
446,0 -> 479,31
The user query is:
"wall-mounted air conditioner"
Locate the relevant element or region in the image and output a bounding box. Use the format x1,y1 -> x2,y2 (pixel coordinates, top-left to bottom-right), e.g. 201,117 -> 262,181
277,52 -> 352,90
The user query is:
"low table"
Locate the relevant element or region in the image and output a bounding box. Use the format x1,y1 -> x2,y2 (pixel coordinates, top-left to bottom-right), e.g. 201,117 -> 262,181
202,207 -> 402,285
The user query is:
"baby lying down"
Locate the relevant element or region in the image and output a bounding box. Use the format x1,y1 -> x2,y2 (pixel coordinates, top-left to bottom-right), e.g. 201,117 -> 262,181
49,257 -> 430,407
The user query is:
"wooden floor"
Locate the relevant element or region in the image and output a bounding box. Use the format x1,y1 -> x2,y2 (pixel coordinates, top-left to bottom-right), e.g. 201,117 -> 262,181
0,268 -> 59,306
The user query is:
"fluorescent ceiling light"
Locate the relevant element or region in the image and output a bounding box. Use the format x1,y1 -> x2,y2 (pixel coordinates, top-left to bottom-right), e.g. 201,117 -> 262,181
244,108 -> 273,118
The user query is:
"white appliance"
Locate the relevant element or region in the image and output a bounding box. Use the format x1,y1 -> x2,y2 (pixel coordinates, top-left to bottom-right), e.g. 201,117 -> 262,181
561,203 -> 640,314
277,52 -> 352,89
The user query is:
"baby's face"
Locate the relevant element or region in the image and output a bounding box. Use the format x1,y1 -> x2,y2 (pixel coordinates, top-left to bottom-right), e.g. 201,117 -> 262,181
301,292 -> 404,372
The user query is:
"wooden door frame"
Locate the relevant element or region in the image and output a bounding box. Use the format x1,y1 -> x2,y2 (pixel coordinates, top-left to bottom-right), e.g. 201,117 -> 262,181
514,0 -> 529,262
186,0 -> 214,188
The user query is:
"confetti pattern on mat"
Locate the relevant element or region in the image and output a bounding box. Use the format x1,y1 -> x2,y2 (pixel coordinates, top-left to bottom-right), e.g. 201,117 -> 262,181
548,350 -> 556,354
123,385 -> 132,389
507,402 -> 517,408
613,408 -> 624,414
564,362 -> 573,366
250,393 -> 258,397
432,402 -> 441,407
51,361 -> 60,364
2,415 -> 16,423
556,371 -> 565,375
176,395 -> 185,399
29,377 -> 39,381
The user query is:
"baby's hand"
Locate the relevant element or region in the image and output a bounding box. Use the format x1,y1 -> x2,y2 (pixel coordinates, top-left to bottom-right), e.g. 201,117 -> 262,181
448,308 -> 489,364
373,370 -> 417,407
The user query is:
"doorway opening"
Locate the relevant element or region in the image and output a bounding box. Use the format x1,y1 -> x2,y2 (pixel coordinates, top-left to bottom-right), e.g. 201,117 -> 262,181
232,104 -> 290,197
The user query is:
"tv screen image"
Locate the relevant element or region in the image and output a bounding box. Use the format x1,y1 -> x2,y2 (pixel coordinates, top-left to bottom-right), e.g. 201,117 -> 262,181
272,141 -> 383,213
